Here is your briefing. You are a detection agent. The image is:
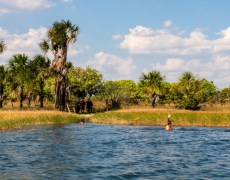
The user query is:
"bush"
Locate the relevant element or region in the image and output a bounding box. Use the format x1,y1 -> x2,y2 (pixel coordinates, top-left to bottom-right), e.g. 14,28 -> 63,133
176,99 -> 200,110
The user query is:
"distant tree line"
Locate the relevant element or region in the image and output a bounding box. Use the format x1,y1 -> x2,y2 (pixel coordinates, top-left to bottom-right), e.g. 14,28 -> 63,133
0,21 -> 229,111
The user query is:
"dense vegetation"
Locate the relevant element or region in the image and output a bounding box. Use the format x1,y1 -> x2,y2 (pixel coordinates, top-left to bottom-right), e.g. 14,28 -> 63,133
0,20 -> 230,112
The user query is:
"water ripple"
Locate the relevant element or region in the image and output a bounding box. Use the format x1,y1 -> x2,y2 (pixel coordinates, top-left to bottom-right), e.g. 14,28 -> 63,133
1,124 -> 230,179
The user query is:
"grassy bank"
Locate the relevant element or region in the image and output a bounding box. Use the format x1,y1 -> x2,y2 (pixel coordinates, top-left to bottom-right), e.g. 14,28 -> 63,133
90,108 -> 230,127
0,110 -> 84,131
1,107 -> 230,131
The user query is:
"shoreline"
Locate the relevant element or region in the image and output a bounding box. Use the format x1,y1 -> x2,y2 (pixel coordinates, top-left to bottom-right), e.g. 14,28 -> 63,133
0,110 -> 84,131
90,110 -> 230,128
0,109 -> 230,131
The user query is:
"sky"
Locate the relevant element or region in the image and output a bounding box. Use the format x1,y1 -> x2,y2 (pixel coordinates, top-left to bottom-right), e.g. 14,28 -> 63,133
0,0 -> 230,88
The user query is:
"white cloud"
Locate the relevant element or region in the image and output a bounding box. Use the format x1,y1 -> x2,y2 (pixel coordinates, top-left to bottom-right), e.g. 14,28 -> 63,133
86,52 -> 137,79
62,0 -> 74,2
112,34 -> 122,40
0,27 -> 48,63
0,8 -> 10,14
120,25 -> 230,57
0,0 -> 55,13
152,58 -> 185,71
68,45 -> 90,57
150,56 -> 230,88
0,27 -> 86,65
163,20 -> 173,28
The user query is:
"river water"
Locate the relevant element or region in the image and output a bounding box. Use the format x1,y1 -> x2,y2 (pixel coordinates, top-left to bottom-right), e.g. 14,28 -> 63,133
1,123 -> 230,179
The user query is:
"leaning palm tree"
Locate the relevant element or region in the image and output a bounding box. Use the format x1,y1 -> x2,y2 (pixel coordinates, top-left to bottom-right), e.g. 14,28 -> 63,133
139,70 -> 165,106
0,40 -> 7,54
39,20 -> 79,111
8,54 -> 29,108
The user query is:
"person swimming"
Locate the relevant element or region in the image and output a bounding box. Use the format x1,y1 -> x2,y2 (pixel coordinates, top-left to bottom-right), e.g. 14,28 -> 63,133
165,114 -> 173,131
80,119 -> 85,125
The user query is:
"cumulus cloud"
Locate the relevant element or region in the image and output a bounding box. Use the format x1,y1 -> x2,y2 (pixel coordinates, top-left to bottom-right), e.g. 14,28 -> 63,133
118,25 -> 230,87
120,25 -> 230,57
0,27 -> 86,64
112,34 -> 122,40
0,0 -> 55,13
68,45 -> 90,58
0,27 -> 48,63
86,52 -> 137,79
150,56 -> 230,88
163,20 -> 173,28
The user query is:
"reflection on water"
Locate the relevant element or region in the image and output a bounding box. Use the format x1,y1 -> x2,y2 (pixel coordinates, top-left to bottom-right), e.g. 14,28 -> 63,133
1,124 -> 230,179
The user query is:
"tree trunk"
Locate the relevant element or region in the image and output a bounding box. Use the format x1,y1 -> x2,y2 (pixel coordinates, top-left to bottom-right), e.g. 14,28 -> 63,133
111,99 -> 120,109
19,84 -> 23,108
0,84 -> 3,108
39,79 -> 44,108
55,75 -> 67,111
54,49 -> 68,111
151,92 -> 158,107
55,79 -> 60,109
105,99 -> 109,111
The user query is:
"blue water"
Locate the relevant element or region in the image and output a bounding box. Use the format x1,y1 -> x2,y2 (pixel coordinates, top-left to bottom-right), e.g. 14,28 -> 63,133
1,124 -> 230,179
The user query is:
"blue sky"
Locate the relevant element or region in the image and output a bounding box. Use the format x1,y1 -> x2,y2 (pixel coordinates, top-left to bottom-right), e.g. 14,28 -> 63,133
0,0 -> 230,88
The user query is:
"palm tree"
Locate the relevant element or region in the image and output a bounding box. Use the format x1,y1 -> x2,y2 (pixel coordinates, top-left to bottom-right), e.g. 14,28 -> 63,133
177,72 -> 201,110
29,55 -> 50,108
178,72 -> 195,96
0,40 -> 7,54
39,20 -> 79,111
8,54 -> 29,108
139,70 -> 165,106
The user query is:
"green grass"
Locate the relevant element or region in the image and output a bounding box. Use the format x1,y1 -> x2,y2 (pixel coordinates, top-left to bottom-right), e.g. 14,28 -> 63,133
90,109 -> 230,127
0,110 -> 84,131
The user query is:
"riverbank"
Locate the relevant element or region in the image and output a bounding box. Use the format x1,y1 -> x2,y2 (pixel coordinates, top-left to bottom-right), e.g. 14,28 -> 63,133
90,108 -> 230,127
0,110 -> 84,131
1,108 -> 230,131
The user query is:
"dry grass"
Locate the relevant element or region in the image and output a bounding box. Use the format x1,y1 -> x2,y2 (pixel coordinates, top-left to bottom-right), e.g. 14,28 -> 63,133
0,110 -> 83,131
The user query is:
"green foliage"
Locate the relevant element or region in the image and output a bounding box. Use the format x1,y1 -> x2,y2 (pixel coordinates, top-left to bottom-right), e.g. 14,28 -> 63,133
139,70 -> 165,106
40,20 -> 80,111
158,82 -> 172,104
68,66 -> 103,99
174,72 -> 217,110
219,87 -> 230,104
139,70 -> 165,94
28,55 -> 51,107
8,54 -> 30,108
99,80 -> 139,108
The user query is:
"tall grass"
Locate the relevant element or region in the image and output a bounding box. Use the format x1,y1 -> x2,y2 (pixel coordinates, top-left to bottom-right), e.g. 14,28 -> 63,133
0,110 -> 83,130
91,108 -> 230,127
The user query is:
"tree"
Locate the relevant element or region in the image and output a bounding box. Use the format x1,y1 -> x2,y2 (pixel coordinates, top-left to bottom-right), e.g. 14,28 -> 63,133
100,80 -> 137,109
68,66 -> 103,99
29,55 -> 50,108
139,70 -> 165,106
0,65 -> 7,108
39,20 -> 79,111
0,40 -> 7,54
8,54 -> 30,108
175,72 -> 216,110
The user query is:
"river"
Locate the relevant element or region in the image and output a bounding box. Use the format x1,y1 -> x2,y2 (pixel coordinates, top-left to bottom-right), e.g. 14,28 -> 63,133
1,123 -> 230,179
